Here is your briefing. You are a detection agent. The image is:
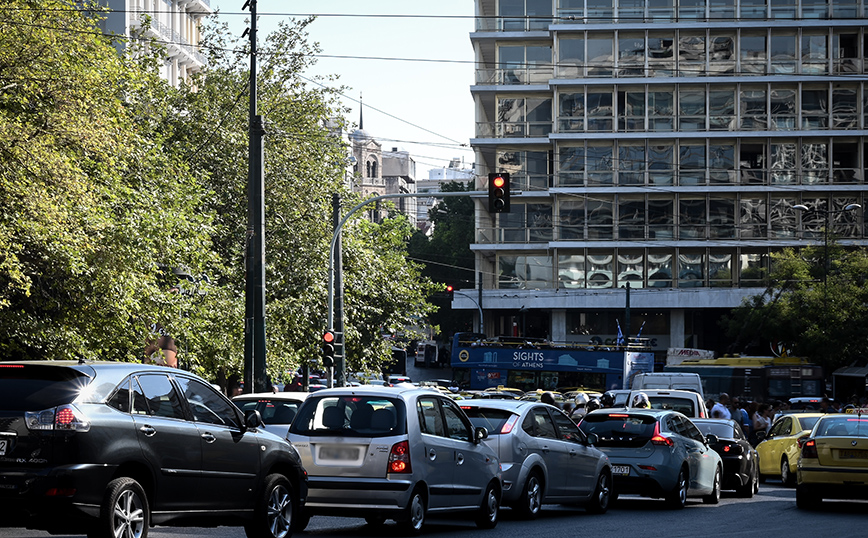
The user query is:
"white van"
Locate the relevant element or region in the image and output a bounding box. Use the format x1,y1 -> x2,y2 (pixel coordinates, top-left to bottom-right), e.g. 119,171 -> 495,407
630,372 -> 704,398
628,389 -> 709,418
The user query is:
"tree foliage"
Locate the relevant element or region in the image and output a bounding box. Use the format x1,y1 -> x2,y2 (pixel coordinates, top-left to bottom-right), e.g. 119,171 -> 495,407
0,2 -> 437,383
720,242 -> 868,375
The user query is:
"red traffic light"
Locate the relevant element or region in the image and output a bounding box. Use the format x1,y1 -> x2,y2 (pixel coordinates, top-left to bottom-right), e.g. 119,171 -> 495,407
446,285 -> 454,292
492,175 -> 506,189
323,331 -> 335,344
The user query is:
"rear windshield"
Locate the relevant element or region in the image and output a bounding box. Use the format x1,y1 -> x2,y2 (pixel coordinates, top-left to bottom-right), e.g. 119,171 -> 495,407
0,365 -> 92,411
235,398 -> 304,425
648,396 -> 695,416
290,395 -> 407,437
579,413 -> 657,447
814,416 -> 868,437
695,421 -> 736,439
462,407 -> 514,435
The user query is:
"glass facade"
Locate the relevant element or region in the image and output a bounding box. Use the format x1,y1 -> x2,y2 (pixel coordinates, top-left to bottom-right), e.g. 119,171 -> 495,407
473,0 -> 868,293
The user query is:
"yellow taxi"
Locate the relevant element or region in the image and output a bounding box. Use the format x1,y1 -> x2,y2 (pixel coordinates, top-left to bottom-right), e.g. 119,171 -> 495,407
756,412 -> 825,486
483,385 -> 525,398
796,411 -> 868,508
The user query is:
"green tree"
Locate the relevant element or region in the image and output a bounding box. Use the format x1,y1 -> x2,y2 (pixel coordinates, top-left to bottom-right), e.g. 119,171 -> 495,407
721,243 -> 868,375
0,0 -> 215,360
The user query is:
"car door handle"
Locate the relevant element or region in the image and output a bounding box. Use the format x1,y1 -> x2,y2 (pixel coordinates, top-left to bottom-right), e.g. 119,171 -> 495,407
569,449 -> 578,457
541,445 -> 550,453
456,452 -> 465,466
201,432 -> 216,443
139,425 -> 156,437
428,448 -> 437,460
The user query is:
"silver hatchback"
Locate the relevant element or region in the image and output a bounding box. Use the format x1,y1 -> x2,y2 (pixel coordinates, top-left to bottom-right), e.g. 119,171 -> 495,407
460,399 -> 612,518
287,386 -> 502,533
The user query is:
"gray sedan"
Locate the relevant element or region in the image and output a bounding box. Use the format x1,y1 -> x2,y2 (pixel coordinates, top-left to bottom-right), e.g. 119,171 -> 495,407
460,399 -> 612,518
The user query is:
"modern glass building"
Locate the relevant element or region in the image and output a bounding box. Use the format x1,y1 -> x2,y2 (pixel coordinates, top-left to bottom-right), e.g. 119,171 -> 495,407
462,0 -> 868,355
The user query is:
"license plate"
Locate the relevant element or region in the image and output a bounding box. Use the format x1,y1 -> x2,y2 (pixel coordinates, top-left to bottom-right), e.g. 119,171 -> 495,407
839,449 -> 868,459
319,446 -> 361,461
612,465 -> 631,476
0,439 -> 6,456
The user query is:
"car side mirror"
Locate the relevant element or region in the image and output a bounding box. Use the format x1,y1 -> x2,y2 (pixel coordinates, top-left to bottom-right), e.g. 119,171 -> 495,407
586,432 -> 599,446
705,434 -> 719,445
474,426 -> 489,443
244,409 -> 264,430
755,430 -> 767,442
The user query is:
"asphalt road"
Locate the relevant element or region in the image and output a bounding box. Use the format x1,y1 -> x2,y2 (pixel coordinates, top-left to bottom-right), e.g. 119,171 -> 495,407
3,483 -> 867,538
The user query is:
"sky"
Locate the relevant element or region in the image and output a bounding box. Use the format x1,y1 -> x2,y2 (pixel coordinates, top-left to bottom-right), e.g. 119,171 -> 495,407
213,1 -> 478,176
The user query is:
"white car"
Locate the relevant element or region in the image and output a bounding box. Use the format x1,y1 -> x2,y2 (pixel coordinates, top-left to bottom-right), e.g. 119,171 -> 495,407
232,392 -> 310,438
628,389 -> 708,418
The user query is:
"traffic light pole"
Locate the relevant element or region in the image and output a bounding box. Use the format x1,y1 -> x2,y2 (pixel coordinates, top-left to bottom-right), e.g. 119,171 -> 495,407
326,190 -> 501,385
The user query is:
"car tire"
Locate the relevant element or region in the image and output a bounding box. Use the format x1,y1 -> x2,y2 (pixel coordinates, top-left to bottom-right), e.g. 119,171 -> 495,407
736,470 -> 756,498
796,484 -> 821,510
244,473 -> 294,538
90,477 -> 149,538
586,471 -> 611,514
703,466 -> 721,504
399,490 -> 426,535
665,467 -> 688,509
781,458 -> 795,487
516,471 -> 543,519
475,481 -> 500,529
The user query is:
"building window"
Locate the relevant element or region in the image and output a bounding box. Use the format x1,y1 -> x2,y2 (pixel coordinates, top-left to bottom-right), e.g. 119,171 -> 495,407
498,255 -> 554,289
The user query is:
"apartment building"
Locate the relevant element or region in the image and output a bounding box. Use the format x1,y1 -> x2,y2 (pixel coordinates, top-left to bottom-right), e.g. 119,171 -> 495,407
463,0 -> 868,354
101,0 -> 212,87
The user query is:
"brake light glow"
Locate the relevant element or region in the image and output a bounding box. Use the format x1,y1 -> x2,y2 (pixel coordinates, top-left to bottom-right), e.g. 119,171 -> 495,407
608,414 -> 629,418
0,364 -> 24,368
44,487 -> 76,497
801,438 -> 818,459
650,422 -> 674,447
388,441 -> 412,473
638,465 -> 657,471
501,414 -> 519,434
25,405 -> 90,432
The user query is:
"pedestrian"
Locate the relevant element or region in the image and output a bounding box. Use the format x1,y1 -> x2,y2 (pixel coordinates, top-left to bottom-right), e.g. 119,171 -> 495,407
752,403 -> 772,445
540,391 -> 556,406
711,393 -> 732,420
732,396 -> 751,436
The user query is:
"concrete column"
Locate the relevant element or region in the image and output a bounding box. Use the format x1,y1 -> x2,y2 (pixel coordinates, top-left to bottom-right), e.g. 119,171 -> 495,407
551,309 -> 566,343
670,309 -> 685,350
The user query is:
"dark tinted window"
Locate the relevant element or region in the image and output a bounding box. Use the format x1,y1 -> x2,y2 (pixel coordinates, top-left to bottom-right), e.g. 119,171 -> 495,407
462,407 -> 514,435
550,409 -> 584,442
0,365 -> 91,411
695,421 -> 738,439
579,412 -> 657,447
290,395 -> 407,437
135,374 -> 185,419
107,378 -> 131,413
176,377 -> 241,428
442,399 -> 472,441
648,396 -> 695,416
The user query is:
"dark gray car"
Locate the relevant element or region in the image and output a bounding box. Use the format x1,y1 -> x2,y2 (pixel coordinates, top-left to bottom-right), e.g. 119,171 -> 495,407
460,399 -> 612,518
0,361 -> 307,538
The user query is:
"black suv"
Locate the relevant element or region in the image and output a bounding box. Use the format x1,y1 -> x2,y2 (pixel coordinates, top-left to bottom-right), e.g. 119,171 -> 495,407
0,361 -> 308,538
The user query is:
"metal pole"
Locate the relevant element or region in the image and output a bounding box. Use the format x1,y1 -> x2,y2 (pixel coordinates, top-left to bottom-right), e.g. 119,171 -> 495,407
478,271 -> 484,334
244,0 -> 267,394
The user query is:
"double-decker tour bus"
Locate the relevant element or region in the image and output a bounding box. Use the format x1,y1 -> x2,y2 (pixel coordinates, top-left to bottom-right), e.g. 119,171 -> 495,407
450,332 -> 655,392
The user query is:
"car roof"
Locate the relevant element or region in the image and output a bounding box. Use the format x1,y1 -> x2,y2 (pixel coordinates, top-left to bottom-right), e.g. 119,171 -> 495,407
460,399 -> 539,412
303,385 -> 433,398
584,408 -> 679,418
631,389 -> 702,397
233,392 -> 310,401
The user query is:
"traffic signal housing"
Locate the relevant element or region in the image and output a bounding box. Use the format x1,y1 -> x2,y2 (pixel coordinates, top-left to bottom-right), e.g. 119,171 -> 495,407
322,330 -> 335,367
488,172 -> 510,213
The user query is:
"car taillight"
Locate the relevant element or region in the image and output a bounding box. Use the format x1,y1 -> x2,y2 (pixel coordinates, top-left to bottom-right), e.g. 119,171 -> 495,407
25,404 -> 90,432
500,414 -> 519,434
801,438 -> 818,459
650,422 -> 674,447
388,441 -> 412,473
722,443 -> 743,455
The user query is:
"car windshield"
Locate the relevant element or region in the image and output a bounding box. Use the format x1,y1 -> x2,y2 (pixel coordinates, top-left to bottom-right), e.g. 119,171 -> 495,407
696,421 -> 736,439
579,413 -> 658,447
798,416 -> 822,432
814,416 -> 868,437
235,398 -> 303,425
462,407 -> 514,435
0,365 -> 92,411
290,395 -> 407,437
648,396 -> 695,416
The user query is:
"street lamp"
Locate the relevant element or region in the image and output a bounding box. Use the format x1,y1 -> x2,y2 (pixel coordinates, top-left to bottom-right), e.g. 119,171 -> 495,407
792,203 -> 861,288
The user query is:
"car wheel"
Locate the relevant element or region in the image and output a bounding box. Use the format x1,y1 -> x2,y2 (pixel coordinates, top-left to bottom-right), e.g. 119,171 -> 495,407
516,471 -> 543,519
796,484 -> 821,510
703,466 -> 721,504
90,477 -> 149,538
665,467 -> 688,509
475,482 -> 500,529
586,471 -> 611,514
736,470 -> 756,498
399,490 -> 426,535
244,474 -> 294,538
781,458 -> 795,487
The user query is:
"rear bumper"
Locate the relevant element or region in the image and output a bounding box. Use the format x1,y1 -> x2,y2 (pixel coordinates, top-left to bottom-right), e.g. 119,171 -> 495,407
0,464 -> 117,531
303,476 -> 414,516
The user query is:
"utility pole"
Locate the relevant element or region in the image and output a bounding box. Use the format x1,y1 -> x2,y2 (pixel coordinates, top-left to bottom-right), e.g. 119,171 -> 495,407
243,0 -> 268,393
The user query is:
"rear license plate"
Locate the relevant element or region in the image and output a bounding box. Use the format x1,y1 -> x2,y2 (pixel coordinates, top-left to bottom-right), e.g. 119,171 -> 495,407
612,465 -> 630,476
0,439 -> 6,456
319,446 -> 361,461
838,449 -> 868,459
